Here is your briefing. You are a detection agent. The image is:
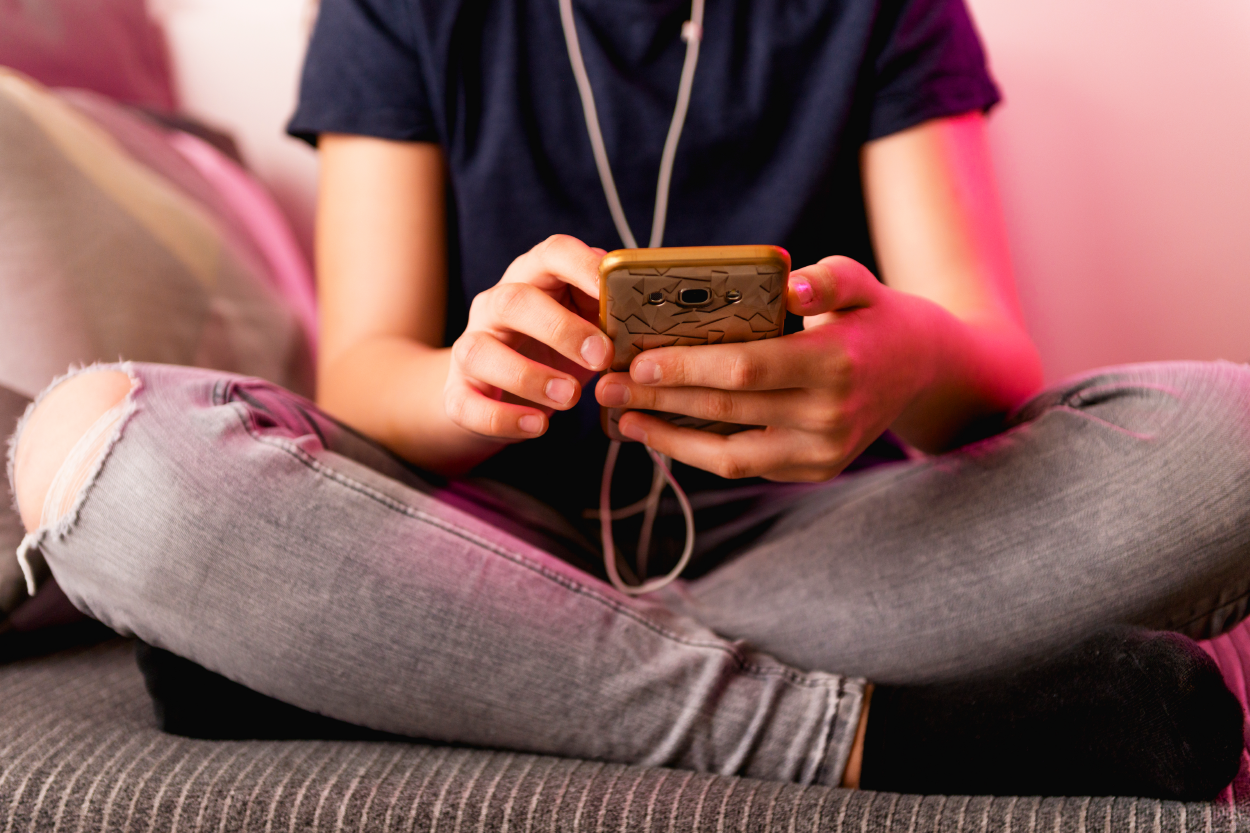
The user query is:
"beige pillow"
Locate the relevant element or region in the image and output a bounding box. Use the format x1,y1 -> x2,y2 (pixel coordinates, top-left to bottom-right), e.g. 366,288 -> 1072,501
0,69 -> 315,620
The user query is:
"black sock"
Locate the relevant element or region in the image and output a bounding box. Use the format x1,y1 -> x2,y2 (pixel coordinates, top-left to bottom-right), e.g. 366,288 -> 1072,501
859,627 -> 1245,799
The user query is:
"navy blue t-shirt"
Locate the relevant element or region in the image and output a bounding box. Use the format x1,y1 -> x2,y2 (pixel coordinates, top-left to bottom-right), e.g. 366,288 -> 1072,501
288,0 -> 999,517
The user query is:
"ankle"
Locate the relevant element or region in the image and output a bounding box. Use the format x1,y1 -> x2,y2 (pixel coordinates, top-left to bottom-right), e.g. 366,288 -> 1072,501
840,683 -> 873,788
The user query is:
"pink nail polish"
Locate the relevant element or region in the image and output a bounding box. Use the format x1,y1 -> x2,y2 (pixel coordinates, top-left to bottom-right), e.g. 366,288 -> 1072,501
793,280 -> 813,306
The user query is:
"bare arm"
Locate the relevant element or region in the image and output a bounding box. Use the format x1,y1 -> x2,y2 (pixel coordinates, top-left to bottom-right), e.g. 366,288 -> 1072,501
862,111 -> 1043,451
315,135 -> 502,474
595,112 -> 1044,479
315,135 -> 611,476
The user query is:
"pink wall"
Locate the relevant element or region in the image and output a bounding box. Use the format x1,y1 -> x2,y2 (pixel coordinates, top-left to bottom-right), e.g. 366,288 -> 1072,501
967,0 -> 1250,381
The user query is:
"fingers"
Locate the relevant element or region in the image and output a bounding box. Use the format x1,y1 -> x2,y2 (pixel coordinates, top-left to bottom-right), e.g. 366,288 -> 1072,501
444,375 -> 550,440
619,328 -> 839,391
596,374 -> 823,430
619,257 -> 880,391
501,234 -> 603,300
444,235 -> 611,441
470,281 -> 612,372
455,331 -> 582,409
616,413 -> 852,482
787,256 -> 880,317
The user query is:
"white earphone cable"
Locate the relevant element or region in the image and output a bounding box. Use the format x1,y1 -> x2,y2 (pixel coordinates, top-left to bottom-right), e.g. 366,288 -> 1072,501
558,0 -> 705,251
599,442 -> 696,596
634,454 -> 667,578
558,0 -> 638,250
560,0 -> 704,595
650,14 -> 704,249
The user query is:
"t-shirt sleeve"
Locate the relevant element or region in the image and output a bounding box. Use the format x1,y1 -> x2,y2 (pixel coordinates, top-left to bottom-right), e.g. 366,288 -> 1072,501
286,0 -> 437,146
866,0 -> 1001,141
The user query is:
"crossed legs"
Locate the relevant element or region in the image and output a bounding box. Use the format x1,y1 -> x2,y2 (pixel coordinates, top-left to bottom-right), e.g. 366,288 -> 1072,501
9,361 -> 1250,798
9,364 -> 865,787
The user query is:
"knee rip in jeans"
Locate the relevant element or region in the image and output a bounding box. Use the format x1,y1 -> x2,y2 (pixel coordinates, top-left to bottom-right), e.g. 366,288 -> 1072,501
7,364 -> 139,595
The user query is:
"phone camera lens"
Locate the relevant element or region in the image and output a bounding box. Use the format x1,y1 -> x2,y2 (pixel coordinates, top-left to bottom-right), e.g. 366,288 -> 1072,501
648,291 -> 664,304
726,289 -> 742,302
678,288 -> 710,306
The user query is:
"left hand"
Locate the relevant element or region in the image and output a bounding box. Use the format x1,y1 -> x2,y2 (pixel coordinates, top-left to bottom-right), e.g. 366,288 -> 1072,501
594,256 -> 938,482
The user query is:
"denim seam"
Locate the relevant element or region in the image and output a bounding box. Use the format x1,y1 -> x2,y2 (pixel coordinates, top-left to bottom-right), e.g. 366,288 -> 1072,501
227,404 -> 835,690
813,677 -> 867,788
809,677 -> 844,787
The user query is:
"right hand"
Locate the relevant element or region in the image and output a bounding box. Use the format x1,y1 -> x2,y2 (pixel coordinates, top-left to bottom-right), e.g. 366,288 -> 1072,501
445,235 -> 614,439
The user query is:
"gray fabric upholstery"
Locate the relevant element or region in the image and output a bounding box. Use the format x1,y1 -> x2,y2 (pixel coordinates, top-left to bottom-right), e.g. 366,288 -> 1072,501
0,641 -> 1247,832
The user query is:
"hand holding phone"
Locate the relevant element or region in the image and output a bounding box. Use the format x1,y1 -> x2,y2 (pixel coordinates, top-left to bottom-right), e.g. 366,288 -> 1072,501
444,235 -> 612,442
597,254 -> 938,483
598,245 -> 791,441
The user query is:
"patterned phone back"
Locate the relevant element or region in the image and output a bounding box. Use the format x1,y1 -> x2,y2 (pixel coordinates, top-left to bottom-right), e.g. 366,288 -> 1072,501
602,262 -> 786,439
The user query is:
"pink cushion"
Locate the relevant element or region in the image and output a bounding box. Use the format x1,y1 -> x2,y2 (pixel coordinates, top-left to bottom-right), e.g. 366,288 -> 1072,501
0,0 -> 176,110
55,88 -> 317,356
167,131 -> 319,354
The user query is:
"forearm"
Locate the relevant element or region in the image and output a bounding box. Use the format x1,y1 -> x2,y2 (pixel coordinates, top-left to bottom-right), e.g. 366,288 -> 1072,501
860,113 -> 1046,453
891,298 -> 1043,453
318,336 -> 507,476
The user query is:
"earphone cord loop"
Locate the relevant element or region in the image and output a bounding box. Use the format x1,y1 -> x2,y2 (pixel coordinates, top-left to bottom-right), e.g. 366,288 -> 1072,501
601,440 -> 697,597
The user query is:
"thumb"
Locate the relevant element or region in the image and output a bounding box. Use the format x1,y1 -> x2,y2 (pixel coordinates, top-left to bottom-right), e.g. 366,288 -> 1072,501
787,256 -> 880,317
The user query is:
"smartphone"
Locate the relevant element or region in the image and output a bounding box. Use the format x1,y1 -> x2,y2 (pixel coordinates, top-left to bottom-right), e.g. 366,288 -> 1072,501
598,245 -> 791,441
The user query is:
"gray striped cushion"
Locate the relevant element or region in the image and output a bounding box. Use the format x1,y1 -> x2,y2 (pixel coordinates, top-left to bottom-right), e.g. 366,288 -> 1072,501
0,642 -> 1246,832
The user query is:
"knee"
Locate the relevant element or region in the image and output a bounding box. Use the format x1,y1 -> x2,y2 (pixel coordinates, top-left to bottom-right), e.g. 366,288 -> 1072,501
1045,361 -> 1250,444
1166,361 -> 1250,450
12,370 -> 135,533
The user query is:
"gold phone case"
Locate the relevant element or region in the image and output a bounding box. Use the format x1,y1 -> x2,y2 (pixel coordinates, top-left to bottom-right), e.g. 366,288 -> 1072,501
599,245 -> 790,441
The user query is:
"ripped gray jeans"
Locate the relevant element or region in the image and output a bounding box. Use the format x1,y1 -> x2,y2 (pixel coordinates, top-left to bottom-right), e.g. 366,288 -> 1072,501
10,360 -> 1250,787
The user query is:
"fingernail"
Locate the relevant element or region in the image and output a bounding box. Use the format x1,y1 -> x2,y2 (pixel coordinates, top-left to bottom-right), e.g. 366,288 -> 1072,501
620,420 -> 647,443
581,336 -> 610,369
793,280 -> 813,306
519,414 -> 544,434
545,378 -> 575,406
634,361 -> 661,384
599,383 -> 630,407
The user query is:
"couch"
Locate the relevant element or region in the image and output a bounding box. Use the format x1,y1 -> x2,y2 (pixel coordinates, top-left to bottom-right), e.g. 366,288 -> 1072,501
3,639 -> 1250,832
2,2 -> 1249,831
